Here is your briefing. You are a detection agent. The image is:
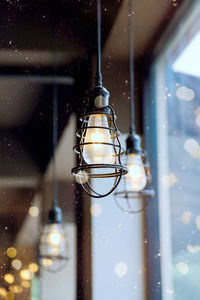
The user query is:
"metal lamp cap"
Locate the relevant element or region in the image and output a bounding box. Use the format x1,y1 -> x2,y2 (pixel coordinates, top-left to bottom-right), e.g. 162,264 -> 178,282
48,206 -> 63,224
126,133 -> 142,154
90,86 -> 110,108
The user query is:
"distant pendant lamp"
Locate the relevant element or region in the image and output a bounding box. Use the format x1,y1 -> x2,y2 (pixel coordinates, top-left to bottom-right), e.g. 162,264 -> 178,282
71,0 -> 128,198
38,83 -> 69,272
114,0 -> 154,213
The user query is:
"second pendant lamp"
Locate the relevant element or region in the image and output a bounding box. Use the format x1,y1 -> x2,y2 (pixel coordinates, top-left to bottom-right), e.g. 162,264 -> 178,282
38,83 -> 69,272
71,0 -> 128,198
114,0 -> 154,213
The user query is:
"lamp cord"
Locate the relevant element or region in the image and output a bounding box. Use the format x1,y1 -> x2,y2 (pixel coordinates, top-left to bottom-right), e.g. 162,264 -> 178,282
52,83 -> 58,209
129,0 -> 135,135
52,1 -> 58,209
95,0 -> 103,87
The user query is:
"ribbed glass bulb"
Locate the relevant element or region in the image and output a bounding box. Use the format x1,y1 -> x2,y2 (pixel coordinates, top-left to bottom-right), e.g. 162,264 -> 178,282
39,223 -> 67,257
82,114 -> 115,164
39,223 -> 69,272
47,231 -> 62,247
125,153 -> 147,192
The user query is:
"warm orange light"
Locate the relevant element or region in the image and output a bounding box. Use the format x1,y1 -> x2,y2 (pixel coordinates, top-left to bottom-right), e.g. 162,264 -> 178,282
28,263 -> 39,273
4,274 -> 15,284
9,285 -> 23,294
6,291 -> 15,300
21,281 -> 31,289
0,287 -> 7,297
6,248 -> 17,259
82,114 -> 115,164
47,231 -> 62,246
20,269 -> 34,281
42,258 -> 52,267
125,153 -> 147,192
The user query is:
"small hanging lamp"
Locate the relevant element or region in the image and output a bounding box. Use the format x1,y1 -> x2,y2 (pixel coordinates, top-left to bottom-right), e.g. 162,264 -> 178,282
38,82 -> 69,273
114,0 -> 154,213
71,0 -> 128,198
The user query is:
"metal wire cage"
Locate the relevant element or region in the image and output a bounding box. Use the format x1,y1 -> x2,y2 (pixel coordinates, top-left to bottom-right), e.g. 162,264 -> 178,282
114,150 -> 155,214
39,222 -> 69,273
72,100 -> 128,198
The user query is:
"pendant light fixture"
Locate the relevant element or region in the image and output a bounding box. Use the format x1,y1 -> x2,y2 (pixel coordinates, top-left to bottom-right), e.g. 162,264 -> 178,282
71,0 -> 128,198
38,7 -> 69,270
114,0 -> 154,213
39,83 -> 69,272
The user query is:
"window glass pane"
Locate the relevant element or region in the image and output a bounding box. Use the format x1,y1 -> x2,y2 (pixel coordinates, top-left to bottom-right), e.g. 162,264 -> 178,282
146,1 -> 200,299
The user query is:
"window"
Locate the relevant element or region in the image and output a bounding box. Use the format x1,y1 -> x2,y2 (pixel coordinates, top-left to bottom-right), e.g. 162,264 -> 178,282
145,1 -> 200,299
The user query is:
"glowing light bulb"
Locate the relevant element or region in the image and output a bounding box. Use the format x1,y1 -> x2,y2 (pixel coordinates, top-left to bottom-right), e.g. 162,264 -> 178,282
47,231 -> 62,246
39,223 -> 68,261
82,114 -> 115,164
42,258 -> 52,267
125,153 -> 147,192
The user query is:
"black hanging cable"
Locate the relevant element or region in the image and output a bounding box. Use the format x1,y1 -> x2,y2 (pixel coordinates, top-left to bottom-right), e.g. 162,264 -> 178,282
129,0 -> 135,135
95,0 -> 103,87
52,1 -> 58,210
52,83 -> 58,208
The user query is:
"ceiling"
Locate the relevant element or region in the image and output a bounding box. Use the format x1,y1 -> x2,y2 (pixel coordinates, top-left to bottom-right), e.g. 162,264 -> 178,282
104,0 -> 174,60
